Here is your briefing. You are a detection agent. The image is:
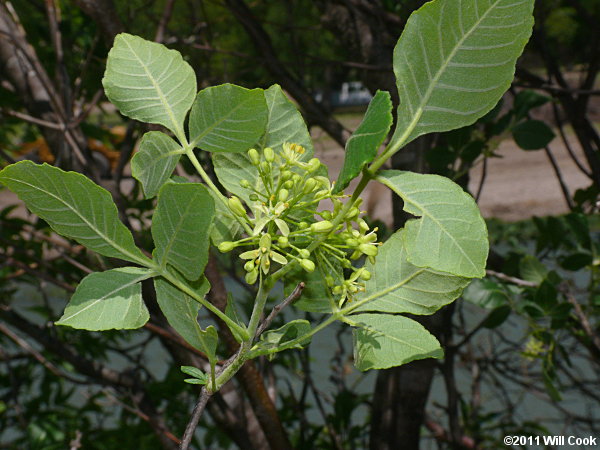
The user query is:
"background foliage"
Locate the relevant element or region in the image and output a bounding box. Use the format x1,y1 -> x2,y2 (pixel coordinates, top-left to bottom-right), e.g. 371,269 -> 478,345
0,0 -> 599,449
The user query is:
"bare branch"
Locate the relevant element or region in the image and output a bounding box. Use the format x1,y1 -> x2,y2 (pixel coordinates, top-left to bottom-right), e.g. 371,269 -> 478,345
256,282 -> 305,337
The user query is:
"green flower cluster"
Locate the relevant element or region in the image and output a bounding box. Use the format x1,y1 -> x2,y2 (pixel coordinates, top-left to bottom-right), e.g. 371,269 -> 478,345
217,143 -> 380,303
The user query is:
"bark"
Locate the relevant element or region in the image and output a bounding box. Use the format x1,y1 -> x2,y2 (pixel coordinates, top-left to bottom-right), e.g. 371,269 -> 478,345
0,1 -> 95,174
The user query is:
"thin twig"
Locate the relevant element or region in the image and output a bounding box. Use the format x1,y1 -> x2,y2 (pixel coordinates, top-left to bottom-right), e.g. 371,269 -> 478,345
475,156 -> 487,202
485,269 -> 538,288
562,287 -> 600,355
180,388 -> 212,450
101,389 -> 181,445
551,101 -> 592,178
154,0 -> 176,43
543,145 -> 574,210
0,322 -> 85,384
256,282 -> 305,337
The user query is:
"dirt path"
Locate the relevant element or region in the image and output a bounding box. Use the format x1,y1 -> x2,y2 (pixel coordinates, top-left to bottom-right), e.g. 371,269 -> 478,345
313,122 -> 592,225
0,125 -> 592,225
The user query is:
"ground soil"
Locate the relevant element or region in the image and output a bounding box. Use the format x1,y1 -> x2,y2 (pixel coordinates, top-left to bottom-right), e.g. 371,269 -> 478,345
0,119 -> 594,225
312,117 -> 593,226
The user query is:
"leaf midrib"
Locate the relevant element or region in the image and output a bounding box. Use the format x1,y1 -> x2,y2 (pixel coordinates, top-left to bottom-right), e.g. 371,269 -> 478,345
3,176 -> 145,265
397,0 -> 506,146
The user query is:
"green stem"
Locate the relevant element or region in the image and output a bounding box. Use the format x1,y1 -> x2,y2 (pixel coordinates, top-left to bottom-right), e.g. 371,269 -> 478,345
185,149 -> 254,236
158,267 -> 249,340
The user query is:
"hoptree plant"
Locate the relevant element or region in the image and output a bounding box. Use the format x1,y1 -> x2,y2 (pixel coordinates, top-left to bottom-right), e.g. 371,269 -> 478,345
0,0 -> 534,444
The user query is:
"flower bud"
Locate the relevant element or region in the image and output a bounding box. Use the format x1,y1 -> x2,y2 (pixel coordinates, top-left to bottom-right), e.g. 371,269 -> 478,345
314,189 -> 329,198
259,233 -> 272,251
298,221 -> 309,230
264,147 -> 275,162
307,158 -> 320,173
298,249 -> 310,259
360,269 -> 371,281
245,268 -> 259,284
283,180 -> 294,189
303,178 -> 317,194
239,179 -> 250,189
218,241 -> 236,252
346,207 -> 359,220
277,236 -> 289,247
325,276 -> 334,287
332,285 -> 343,295
358,218 -> 369,233
292,174 -> 302,184
278,189 -> 289,202
341,259 -> 352,268
320,210 -> 332,220
248,148 -> 260,165
280,170 -> 293,181
228,196 -> 246,217
310,220 -> 333,233
300,259 -> 315,273
260,161 -> 270,173
345,238 -> 360,248
244,260 -> 255,272
359,243 -> 378,257
249,193 -> 259,201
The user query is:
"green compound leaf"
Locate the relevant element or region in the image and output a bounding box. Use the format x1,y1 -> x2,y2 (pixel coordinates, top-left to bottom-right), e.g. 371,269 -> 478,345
131,131 -> 185,199
350,313 -> 443,371
213,84 -> 313,202
154,274 -> 211,350
334,91 -> 392,194
512,119 -> 555,150
152,183 -> 215,281
353,230 -> 470,315
102,33 -> 196,135
189,83 -> 268,153
377,170 -> 488,278
56,267 -> 152,330
0,161 -> 146,263
389,0 -> 534,150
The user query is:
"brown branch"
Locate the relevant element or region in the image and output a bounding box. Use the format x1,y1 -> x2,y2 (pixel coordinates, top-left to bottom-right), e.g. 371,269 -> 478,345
222,0 -> 349,147
256,282 -> 305,337
0,322 -> 85,384
154,0 -> 176,43
562,287 -> 600,357
485,269 -> 538,288
180,388 -> 212,450
204,255 -> 292,449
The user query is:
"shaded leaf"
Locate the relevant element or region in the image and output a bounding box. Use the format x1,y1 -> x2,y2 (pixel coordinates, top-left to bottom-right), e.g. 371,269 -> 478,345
56,267 -> 152,330
377,170 -> 488,278
154,274 -> 211,350
350,313 -> 443,371
189,83 -> 267,153
334,91 -> 392,193
213,84 -> 313,201
353,230 -> 470,315
251,320 -> 312,357
152,182 -> 215,280
131,131 -> 184,198
512,120 -> 555,150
